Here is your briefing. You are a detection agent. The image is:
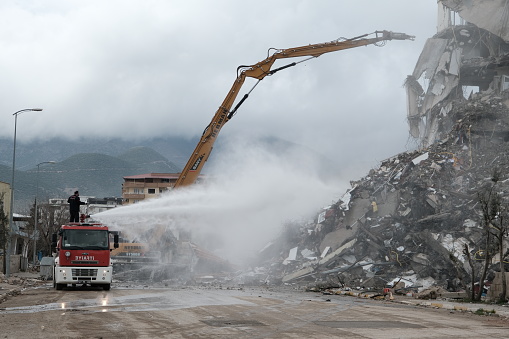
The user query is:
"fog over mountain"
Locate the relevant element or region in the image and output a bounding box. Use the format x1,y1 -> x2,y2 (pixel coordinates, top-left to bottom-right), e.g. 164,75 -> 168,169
0,135 -> 344,211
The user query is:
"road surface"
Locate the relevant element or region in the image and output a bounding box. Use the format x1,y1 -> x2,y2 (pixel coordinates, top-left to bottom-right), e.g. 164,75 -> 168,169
0,283 -> 508,338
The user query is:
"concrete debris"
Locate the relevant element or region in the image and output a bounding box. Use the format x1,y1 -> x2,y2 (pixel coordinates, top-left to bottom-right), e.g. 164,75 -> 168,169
412,152 -> 429,165
286,247 -> 298,261
0,272 -> 43,304
320,246 -> 330,258
413,286 -> 446,300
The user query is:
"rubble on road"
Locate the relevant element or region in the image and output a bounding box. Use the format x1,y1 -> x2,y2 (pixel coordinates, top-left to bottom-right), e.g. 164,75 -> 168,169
0,272 -> 44,304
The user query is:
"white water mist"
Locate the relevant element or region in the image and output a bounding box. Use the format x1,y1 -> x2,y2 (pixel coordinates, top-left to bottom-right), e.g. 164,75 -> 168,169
94,136 -> 348,266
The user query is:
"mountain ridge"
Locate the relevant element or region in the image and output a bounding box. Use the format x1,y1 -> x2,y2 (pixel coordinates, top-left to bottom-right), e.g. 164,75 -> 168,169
0,145 -> 181,210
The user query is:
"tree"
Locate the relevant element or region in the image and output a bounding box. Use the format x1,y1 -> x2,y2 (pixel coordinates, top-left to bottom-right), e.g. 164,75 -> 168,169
24,200 -> 37,263
491,202 -> 508,303
0,193 -> 9,274
34,202 -> 68,257
476,168 -> 508,302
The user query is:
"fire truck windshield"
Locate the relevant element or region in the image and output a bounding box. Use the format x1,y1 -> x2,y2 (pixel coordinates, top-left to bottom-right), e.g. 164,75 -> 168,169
61,229 -> 109,250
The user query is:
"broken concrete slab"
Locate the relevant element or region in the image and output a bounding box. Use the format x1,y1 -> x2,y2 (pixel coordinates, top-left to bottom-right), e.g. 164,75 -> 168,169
282,266 -> 315,283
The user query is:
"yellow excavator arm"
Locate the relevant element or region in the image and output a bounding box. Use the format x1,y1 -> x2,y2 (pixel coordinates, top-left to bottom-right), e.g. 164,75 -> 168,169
173,30 -> 414,188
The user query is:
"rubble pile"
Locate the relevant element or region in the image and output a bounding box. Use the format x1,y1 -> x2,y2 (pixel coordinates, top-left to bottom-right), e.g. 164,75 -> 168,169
249,92 -> 509,295
0,273 -> 41,304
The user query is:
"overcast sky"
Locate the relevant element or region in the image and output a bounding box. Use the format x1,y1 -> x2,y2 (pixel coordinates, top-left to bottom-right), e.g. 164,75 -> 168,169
0,0 -> 437,178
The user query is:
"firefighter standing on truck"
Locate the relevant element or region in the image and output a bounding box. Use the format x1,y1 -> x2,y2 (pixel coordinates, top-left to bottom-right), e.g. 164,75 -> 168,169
68,190 -> 86,222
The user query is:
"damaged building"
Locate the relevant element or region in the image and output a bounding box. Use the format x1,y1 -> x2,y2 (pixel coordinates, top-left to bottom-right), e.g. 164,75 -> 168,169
249,0 -> 509,300
407,0 -> 509,148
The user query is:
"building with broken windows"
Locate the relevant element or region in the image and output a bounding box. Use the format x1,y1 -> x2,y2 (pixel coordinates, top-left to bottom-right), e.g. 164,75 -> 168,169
407,0 -> 509,148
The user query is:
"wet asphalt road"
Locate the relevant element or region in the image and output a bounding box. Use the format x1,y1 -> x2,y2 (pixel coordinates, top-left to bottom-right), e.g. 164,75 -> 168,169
1,283 -> 508,338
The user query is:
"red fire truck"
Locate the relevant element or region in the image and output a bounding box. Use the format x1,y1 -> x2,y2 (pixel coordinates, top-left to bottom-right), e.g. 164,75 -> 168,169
52,222 -> 119,290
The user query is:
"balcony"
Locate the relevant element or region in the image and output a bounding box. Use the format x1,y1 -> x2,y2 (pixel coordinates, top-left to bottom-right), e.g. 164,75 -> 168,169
123,193 -> 145,199
123,182 -> 146,188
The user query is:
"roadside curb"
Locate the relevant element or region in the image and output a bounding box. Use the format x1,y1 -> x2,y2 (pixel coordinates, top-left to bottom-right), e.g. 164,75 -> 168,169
332,289 -> 509,318
402,300 -> 509,317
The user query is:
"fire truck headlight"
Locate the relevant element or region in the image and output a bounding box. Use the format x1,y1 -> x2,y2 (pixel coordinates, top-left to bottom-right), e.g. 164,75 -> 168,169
102,269 -> 109,276
65,251 -> 71,257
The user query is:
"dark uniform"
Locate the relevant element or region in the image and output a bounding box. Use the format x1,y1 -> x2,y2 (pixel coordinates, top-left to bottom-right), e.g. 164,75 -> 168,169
68,191 -> 86,222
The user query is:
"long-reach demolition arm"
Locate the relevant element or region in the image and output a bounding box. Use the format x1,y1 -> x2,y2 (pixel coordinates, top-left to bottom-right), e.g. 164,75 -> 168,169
173,30 -> 414,188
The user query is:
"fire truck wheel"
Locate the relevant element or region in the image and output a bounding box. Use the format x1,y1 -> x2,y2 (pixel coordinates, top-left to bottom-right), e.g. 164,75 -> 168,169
55,283 -> 64,290
103,284 -> 111,291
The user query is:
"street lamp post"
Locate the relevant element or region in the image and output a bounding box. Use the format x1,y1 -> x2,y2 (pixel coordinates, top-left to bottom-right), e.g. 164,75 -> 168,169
5,108 -> 43,277
33,161 -> 56,265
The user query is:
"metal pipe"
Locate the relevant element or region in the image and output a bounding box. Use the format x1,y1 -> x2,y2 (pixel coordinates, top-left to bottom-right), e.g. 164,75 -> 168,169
5,108 -> 43,277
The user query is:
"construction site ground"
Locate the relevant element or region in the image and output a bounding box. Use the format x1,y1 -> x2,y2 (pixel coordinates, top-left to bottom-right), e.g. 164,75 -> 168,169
1,273 -> 509,338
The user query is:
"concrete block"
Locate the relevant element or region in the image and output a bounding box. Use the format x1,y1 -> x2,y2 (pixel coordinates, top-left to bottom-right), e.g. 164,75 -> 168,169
0,254 -> 21,274
487,272 -> 509,300
282,266 -> 314,283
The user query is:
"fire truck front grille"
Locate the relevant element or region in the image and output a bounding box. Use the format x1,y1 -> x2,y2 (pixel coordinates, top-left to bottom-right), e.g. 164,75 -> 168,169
72,268 -> 98,278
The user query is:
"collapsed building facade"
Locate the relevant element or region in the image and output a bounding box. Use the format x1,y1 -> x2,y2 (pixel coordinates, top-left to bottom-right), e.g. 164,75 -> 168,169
248,1 -> 509,299
407,0 -> 509,148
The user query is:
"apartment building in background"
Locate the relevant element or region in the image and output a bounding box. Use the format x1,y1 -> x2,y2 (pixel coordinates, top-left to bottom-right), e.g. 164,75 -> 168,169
122,173 -> 182,205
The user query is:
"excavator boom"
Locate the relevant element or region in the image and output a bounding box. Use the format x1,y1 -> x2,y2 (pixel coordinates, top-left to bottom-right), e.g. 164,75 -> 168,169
173,30 -> 414,188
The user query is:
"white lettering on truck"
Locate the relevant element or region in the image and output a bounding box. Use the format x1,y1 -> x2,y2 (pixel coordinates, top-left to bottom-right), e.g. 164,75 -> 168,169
75,256 -> 95,261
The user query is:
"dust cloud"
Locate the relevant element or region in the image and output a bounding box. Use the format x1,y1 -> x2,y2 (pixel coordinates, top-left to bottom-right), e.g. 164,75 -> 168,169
93,138 -> 347,266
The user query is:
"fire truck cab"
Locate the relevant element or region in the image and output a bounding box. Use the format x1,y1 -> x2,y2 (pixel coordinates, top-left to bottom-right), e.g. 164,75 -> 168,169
52,223 -> 119,290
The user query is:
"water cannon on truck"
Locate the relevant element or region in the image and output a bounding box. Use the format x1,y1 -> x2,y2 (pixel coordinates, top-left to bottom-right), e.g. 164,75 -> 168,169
52,222 -> 119,290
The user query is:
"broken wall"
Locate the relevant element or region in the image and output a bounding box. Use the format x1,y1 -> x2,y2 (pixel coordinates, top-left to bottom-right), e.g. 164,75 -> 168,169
407,0 -> 509,148
488,272 -> 509,301
441,0 -> 509,42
